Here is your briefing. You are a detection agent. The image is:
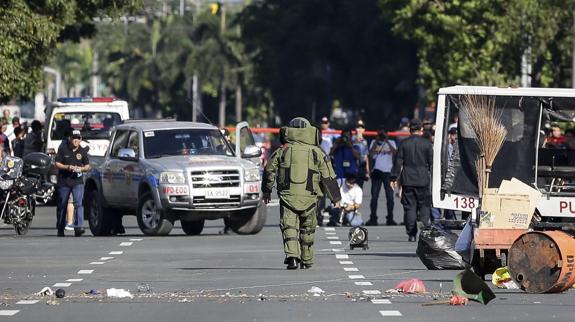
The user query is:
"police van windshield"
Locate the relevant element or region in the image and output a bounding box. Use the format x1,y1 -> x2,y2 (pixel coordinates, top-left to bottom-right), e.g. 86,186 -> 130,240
144,129 -> 233,158
50,112 -> 121,140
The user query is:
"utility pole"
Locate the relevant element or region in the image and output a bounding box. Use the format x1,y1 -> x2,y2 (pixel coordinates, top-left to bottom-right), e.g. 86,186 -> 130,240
92,51 -> 99,97
43,66 -> 61,100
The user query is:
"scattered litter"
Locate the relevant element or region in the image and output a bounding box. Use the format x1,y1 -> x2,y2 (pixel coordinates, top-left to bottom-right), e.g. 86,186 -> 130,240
106,288 -> 133,298
452,269 -> 496,305
393,279 -> 427,294
55,289 -> 65,299
85,289 -> 101,295
416,226 -> 465,269
35,287 -> 53,296
492,267 -> 519,289
46,300 -> 59,306
137,283 -> 152,293
258,293 -> 267,301
449,295 -> 469,306
307,286 -> 325,296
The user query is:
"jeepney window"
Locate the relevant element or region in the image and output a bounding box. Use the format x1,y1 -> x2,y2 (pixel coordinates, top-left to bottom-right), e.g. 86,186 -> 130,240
127,131 -> 140,157
110,130 -> 129,158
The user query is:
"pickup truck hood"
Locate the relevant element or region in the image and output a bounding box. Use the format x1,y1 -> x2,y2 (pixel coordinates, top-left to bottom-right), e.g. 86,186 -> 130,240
143,155 -> 256,172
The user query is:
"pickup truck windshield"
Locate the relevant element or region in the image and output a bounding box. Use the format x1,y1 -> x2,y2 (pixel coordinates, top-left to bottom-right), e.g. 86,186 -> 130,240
144,129 -> 233,158
50,112 -> 121,140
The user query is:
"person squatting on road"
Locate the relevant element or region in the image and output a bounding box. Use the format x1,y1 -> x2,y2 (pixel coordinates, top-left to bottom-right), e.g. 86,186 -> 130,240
262,117 -> 341,270
390,119 -> 433,242
55,130 -> 90,237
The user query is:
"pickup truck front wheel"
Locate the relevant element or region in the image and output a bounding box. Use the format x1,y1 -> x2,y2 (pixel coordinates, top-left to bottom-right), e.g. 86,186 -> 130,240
229,200 -> 267,235
86,188 -> 114,236
137,192 -> 173,236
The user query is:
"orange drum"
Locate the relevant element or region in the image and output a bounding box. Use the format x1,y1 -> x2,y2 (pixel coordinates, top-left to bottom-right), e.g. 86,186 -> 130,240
508,231 -> 575,293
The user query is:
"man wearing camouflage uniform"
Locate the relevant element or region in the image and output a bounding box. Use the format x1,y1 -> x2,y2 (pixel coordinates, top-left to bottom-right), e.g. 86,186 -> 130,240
262,117 -> 341,270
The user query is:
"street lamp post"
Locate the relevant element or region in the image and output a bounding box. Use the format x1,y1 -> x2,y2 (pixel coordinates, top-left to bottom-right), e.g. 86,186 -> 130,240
43,66 -> 61,101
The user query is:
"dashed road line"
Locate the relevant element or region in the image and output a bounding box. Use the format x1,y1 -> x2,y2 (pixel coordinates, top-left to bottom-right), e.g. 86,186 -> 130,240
66,278 -> 83,282
362,290 -> 382,295
355,281 -> 373,286
130,238 -> 143,241
348,275 -> 365,279
0,310 -> 19,316
325,232 -> 337,235
53,282 -> 72,287
16,300 -> 38,305
109,251 -> 123,255
344,267 -> 359,272
100,257 -> 114,261
90,261 -> 105,265
78,270 -> 94,275
329,241 -> 342,245
335,254 -> 349,259
332,248 -> 344,252
372,299 -> 391,304
324,227 -> 335,231
120,242 -> 133,246
339,261 -> 353,265
327,236 -> 339,240
379,310 -> 402,317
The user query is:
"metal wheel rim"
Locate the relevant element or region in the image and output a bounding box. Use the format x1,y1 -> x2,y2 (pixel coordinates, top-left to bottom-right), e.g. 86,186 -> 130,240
141,199 -> 160,229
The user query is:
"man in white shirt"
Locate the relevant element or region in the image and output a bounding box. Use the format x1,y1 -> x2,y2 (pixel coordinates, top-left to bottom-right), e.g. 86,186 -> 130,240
367,129 -> 397,226
328,174 -> 362,226
320,116 -> 336,155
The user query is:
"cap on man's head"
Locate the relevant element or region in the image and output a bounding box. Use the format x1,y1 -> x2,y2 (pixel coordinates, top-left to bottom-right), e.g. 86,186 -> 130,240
321,116 -> 329,124
71,130 -> 82,139
448,127 -> 458,135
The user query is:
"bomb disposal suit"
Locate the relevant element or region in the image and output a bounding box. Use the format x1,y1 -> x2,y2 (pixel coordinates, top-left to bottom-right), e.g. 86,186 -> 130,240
262,117 -> 341,269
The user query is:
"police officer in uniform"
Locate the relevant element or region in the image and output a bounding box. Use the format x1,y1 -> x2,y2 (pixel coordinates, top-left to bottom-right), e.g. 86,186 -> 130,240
262,117 -> 341,270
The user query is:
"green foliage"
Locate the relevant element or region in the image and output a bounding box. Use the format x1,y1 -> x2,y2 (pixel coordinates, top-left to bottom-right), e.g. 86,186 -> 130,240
379,0 -> 575,100
0,0 -> 142,103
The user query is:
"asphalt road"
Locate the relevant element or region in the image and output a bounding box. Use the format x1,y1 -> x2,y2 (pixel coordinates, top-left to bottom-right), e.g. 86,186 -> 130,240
1,187 -> 575,322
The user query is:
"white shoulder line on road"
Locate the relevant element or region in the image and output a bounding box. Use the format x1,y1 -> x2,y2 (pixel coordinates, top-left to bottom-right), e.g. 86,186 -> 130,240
53,283 -> 72,287
78,270 -> 94,274
339,261 -> 353,265
362,290 -> 381,295
90,262 -> 105,265
371,299 -> 391,304
324,227 -> 335,231
67,278 -> 83,282
379,310 -> 402,317
348,275 -> 365,279
130,238 -> 143,241
120,242 -> 133,246
329,241 -> 342,245
344,267 -> 359,272
16,300 -> 38,305
100,257 -> 114,261
335,254 -> 349,259
109,251 -> 123,255
355,281 -> 373,286
0,310 -> 19,316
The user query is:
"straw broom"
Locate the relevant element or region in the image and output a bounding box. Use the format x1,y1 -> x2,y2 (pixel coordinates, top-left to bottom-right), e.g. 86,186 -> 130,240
461,95 -> 507,196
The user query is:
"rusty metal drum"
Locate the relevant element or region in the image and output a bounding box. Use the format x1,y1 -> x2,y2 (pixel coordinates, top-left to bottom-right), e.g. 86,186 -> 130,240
508,231 -> 575,293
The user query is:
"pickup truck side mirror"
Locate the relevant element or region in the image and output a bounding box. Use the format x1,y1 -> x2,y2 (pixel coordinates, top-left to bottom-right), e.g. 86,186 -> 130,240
242,145 -> 262,158
118,148 -> 138,161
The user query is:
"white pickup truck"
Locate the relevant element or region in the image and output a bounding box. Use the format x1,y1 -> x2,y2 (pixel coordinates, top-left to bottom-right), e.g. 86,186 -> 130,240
83,120 -> 266,236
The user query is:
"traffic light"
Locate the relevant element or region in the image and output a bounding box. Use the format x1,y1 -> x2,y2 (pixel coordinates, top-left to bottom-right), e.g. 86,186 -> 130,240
210,2 -> 222,15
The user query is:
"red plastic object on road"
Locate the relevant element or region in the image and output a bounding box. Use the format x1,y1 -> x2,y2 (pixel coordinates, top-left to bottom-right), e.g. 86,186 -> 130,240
394,278 -> 427,294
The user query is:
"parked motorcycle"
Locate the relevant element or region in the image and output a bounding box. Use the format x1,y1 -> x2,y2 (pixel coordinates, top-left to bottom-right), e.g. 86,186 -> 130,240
0,153 -> 54,235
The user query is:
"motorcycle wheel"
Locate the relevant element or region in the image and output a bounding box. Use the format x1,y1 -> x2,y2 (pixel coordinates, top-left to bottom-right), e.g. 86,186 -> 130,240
14,199 -> 34,235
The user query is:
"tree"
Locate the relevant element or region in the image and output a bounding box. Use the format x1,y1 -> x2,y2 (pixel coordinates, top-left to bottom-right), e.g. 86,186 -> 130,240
0,0 -> 142,103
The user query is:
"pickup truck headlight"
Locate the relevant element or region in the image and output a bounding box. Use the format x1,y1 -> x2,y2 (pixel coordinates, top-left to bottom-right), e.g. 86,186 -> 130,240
159,172 -> 186,184
244,168 -> 261,182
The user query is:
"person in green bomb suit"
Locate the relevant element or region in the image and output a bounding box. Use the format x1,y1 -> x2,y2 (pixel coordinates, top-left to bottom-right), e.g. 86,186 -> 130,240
262,117 -> 341,270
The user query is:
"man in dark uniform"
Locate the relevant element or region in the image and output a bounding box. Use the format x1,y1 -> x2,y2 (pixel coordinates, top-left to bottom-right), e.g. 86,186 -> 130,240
55,130 -> 90,237
390,119 -> 433,242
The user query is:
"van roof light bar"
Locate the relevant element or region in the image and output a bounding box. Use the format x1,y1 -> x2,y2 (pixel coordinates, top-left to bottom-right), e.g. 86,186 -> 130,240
57,97 -> 116,103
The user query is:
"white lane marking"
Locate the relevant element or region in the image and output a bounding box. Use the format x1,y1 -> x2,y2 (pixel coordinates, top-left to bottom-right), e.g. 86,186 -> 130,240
120,242 -> 133,246
16,300 -> 38,305
348,275 -> 365,279
67,279 -> 83,282
0,310 -> 19,316
363,290 -> 382,295
329,241 -> 342,245
325,232 -> 337,235
339,261 -> 354,265
379,311 -> 402,317
322,219 -> 329,223
344,267 -> 359,272
327,236 -> 339,240
335,254 -> 349,259
324,227 -> 335,231
372,299 -> 391,304
109,251 -> 123,255
130,238 -> 143,241
100,257 -> 114,261
267,199 -> 280,207
355,282 -> 373,286
53,283 -> 72,287
332,248 -> 344,252
90,262 -> 105,265
78,270 -> 94,274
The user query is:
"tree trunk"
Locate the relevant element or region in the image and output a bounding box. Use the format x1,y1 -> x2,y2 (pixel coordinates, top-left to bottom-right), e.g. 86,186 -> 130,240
219,80 -> 226,128
235,84 -> 242,123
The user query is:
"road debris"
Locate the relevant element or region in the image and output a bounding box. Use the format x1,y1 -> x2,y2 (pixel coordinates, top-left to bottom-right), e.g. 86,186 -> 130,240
106,288 -> 133,299
492,267 -> 519,289
390,279 -> 427,294
35,287 -> 53,296
307,286 -> 325,296
55,289 -> 65,299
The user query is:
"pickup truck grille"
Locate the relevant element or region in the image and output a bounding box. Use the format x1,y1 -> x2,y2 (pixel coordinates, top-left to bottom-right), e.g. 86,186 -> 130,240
193,195 -> 241,208
190,170 -> 240,188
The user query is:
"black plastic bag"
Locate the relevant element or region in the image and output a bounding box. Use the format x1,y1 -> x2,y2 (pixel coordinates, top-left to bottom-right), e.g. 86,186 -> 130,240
416,225 -> 466,270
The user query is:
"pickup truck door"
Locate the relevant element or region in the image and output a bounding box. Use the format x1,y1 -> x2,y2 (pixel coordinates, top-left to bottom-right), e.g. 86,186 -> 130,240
118,130 -> 143,205
103,129 -> 130,205
235,122 -> 261,166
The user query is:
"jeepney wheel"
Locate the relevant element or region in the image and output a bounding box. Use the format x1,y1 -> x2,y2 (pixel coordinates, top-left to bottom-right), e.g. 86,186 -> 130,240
86,188 -> 114,236
229,200 -> 267,235
181,220 -> 205,235
137,192 -> 173,236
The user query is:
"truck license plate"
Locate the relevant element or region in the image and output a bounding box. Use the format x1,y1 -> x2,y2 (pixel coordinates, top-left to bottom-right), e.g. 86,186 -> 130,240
163,186 -> 189,196
205,189 -> 230,199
